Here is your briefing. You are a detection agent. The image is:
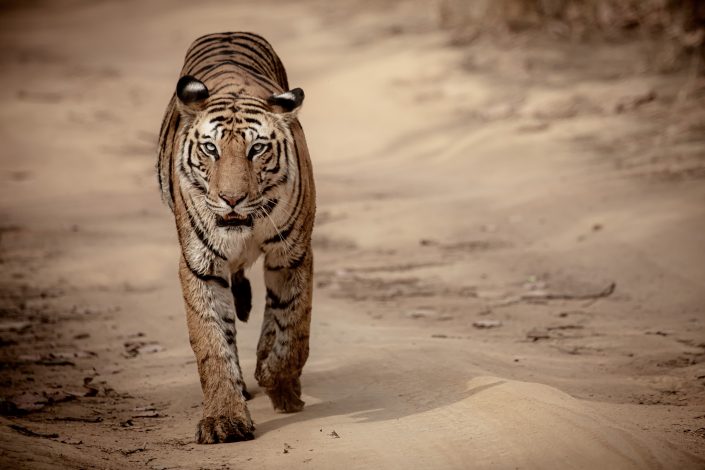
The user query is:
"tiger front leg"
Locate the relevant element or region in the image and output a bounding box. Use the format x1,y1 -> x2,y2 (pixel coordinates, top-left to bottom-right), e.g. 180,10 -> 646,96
255,247 -> 313,413
179,258 -> 254,444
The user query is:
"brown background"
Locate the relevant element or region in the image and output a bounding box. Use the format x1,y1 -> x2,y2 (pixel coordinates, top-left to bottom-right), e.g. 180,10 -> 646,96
1,0 -> 704,468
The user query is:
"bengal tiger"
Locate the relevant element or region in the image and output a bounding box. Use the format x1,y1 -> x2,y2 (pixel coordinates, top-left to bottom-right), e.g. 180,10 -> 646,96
157,32 -> 315,444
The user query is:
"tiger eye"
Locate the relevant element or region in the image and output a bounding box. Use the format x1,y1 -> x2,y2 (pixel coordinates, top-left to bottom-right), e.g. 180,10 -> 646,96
203,142 -> 217,154
248,143 -> 266,159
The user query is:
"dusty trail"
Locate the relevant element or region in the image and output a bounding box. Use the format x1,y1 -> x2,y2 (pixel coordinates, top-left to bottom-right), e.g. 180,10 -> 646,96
1,1 -> 704,469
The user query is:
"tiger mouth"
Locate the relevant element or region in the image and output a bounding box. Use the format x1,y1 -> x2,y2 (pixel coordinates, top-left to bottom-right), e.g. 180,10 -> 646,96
216,213 -> 253,228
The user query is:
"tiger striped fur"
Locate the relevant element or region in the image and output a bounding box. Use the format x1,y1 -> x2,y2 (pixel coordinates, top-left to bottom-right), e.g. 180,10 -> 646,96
157,32 -> 315,444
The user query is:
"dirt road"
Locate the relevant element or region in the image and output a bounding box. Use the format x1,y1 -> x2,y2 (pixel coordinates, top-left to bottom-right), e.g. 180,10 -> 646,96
1,1 -> 704,468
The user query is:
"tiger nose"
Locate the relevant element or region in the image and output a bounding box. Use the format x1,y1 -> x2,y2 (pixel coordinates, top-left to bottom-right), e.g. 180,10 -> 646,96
219,192 -> 246,208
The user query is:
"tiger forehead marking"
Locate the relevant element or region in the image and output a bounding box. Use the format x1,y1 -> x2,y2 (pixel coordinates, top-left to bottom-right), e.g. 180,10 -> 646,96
196,100 -> 277,145
156,32 -> 316,445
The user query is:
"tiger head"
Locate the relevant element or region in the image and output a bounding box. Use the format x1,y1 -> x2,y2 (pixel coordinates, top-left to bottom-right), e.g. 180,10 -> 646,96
175,75 -> 303,228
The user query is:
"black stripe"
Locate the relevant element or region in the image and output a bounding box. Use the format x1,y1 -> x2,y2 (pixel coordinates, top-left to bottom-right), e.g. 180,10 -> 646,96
263,218 -> 296,245
238,97 -> 267,106
199,354 -> 210,366
206,97 -> 234,107
226,47 -> 273,77
188,46 -> 271,81
182,289 -> 200,313
197,61 -> 279,91
261,174 -> 288,195
271,314 -> 286,331
187,36 -> 228,55
206,69 -> 281,94
167,115 -> 179,207
159,109 -> 180,207
262,140 -> 286,177
178,157 -> 207,193
229,40 -> 277,78
261,150 -> 302,244
181,290 -> 222,327
236,32 -> 289,88
205,97 -> 234,107
263,171 -> 303,244
238,107 -> 268,116
272,127 -> 307,229
183,255 -> 229,288
188,34 -> 230,53
199,67 -> 278,95
186,33 -> 276,74
184,200 -> 228,260
235,32 -> 275,54
185,44 -> 231,69
266,248 -> 307,271
262,198 -> 278,213
225,329 -> 234,345
262,328 -> 275,338
266,288 -> 296,310
186,139 -> 196,168
287,249 -> 308,270
178,135 -> 208,193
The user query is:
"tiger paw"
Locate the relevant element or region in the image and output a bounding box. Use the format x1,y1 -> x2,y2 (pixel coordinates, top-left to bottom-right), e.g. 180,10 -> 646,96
195,415 -> 255,444
267,379 -> 305,413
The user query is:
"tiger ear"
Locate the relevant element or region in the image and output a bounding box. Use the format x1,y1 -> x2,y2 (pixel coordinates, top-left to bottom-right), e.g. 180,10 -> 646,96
267,88 -> 304,120
176,75 -> 209,113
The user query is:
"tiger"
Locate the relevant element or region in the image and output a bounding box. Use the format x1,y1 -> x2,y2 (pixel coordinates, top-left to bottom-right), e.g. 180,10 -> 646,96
156,32 -> 315,444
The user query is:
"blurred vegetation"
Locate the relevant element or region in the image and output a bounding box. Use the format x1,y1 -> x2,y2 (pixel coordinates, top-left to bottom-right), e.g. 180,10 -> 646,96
439,0 -> 705,72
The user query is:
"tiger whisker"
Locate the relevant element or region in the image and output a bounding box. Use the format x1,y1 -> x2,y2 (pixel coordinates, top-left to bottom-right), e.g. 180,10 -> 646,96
256,207 -> 294,260
260,193 -> 298,221
257,192 -> 295,259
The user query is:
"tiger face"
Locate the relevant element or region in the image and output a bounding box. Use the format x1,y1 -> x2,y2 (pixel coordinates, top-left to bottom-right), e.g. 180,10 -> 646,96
175,75 -> 303,229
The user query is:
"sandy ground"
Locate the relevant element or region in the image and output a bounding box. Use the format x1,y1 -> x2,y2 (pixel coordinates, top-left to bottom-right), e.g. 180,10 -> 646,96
1,0 -> 705,468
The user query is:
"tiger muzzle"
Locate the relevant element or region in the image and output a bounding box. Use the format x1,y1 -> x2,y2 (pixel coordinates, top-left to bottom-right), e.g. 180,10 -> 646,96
216,212 -> 254,228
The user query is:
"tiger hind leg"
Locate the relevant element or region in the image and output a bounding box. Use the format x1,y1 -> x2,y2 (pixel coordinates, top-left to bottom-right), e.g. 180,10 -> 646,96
255,247 -> 313,413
